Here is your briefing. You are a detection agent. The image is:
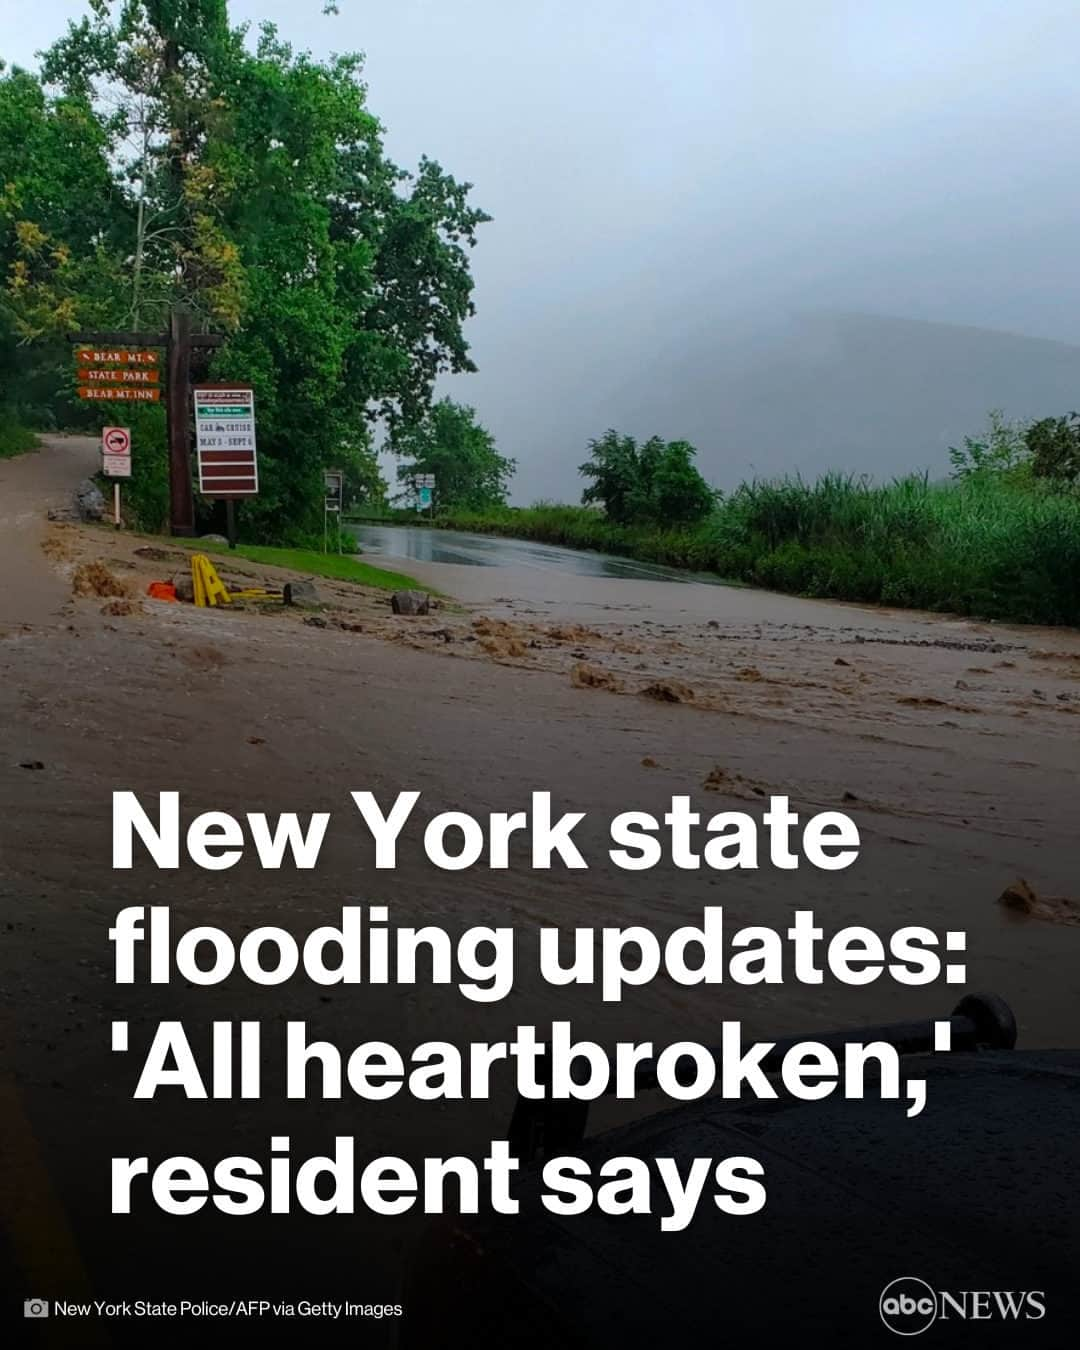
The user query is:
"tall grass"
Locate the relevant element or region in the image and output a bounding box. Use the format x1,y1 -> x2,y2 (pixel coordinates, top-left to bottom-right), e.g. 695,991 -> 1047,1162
440,475 -> 1080,625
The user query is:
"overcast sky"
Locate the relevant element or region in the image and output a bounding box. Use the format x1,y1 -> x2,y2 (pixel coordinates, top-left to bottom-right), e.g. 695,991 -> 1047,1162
5,2 -> 1080,497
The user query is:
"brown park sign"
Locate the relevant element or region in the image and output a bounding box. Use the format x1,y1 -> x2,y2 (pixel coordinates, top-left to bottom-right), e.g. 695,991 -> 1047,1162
77,386 -> 161,403
77,367 -> 160,385
75,347 -> 159,366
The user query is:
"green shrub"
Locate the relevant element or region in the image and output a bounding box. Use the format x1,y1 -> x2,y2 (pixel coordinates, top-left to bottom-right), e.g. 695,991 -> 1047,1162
0,415 -> 37,458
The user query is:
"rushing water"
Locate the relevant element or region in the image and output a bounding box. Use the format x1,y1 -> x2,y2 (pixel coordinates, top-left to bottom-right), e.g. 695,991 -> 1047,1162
348,523 -> 724,585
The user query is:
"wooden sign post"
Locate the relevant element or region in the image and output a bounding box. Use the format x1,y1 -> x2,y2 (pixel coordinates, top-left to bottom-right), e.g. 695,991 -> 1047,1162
70,307 -> 223,536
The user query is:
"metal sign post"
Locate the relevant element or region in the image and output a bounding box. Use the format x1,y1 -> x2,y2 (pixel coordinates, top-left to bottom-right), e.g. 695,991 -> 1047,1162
324,469 -> 344,554
192,384 -> 258,546
100,426 -> 132,527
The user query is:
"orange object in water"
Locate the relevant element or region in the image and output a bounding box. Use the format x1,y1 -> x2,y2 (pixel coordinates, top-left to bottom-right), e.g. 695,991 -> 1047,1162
147,581 -> 178,602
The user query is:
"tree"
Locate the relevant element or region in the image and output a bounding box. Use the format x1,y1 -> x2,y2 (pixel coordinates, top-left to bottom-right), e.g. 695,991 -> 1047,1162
948,410 -> 1031,482
0,60 -> 125,425
1027,412 -> 1080,484
579,430 -> 641,523
651,440 -> 716,522
340,435 -> 388,513
7,2 -> 490,539
389,397 -> 514,511
579,430 -> 715,524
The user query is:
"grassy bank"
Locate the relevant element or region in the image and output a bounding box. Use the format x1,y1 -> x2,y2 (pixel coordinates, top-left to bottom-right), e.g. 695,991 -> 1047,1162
0,418 -> 37,459
174,539 -> 422,592
440,474 -> 1080,626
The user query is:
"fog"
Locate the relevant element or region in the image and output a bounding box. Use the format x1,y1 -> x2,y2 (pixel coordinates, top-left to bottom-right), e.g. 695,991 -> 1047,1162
6,0 -> 1080,499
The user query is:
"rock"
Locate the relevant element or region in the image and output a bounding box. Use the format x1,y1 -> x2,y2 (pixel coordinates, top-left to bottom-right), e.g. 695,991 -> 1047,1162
303,615 -> 327,628
391,589 -> 430,616
74,479 -> 105,521
173,572 -> 195,603
284,579 -> 321,607
200,533 -> 229,546
640,679 -> 695,704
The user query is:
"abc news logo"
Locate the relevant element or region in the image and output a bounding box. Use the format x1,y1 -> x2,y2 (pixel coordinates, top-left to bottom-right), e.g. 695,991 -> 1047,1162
880,1277 -> 1046,1335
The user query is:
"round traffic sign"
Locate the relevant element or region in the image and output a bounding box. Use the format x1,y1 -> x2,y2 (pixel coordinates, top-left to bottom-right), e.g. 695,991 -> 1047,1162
103,426 -> 131,455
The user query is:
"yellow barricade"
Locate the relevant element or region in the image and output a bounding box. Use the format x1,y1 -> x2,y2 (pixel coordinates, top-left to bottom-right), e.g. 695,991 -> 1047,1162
191,554 -> 231,607
190,553 -> 282,606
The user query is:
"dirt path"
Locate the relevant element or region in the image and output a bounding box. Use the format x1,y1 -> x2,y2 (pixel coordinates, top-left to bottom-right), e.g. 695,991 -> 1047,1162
0,434 -> 99,628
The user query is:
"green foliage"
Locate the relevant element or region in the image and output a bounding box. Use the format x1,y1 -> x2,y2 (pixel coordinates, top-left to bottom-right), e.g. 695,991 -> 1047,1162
0,415 -> 37,457
3,3 -> 489,536
651,439 -> 716,523
390,397 -> 514,510
440,471 -> 1080,626
579,429 -> 715,524
579,430 -> 641,523
1027,412 -> 1080,483
948,409 -> 1031,483
338,436 -> 388,513
948,407 -> 1080,489
0,57 -> 124,427
118,402 -> 171,531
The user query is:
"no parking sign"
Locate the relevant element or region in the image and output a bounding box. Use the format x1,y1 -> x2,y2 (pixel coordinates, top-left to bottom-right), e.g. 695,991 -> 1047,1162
101,426 -> 132,478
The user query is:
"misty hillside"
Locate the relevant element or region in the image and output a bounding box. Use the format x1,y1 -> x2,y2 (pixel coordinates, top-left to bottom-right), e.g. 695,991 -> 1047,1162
609,312 -> 1080,488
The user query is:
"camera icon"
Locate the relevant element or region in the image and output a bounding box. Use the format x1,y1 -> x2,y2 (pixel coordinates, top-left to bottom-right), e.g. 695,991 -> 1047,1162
24,1298 -> 49,1318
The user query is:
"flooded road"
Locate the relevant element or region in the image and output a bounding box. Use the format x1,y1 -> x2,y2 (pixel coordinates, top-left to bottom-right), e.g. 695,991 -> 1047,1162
351,521 -> 996,639
350,522 -> 721,583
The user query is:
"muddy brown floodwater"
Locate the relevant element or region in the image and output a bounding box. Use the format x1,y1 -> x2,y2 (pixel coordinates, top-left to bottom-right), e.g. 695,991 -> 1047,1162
2,437 -> 1079,1331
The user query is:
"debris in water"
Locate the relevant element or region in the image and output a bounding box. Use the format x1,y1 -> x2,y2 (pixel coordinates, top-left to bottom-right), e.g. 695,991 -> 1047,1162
72,561 -> 127,598
548,623 -> 600,643
998,878 -> 1080,927
640,679 -> 694,704
571,662 -> 622,692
